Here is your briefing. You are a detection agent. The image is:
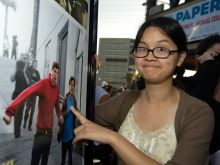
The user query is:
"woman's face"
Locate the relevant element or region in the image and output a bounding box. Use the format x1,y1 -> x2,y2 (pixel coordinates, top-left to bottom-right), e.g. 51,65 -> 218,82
135,26 -> 186,84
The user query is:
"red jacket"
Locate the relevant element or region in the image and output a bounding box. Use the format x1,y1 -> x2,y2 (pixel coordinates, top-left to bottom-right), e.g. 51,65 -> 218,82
6,74 -> 61,129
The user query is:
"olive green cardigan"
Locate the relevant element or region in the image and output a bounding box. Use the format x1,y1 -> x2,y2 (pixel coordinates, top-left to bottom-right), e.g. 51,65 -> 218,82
95,90 -> 214,165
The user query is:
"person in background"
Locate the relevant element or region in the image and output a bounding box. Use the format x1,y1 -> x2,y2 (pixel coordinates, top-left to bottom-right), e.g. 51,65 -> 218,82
181,35 -> 220,160
58,76 -> 78,165
23,59 -> 41,131
95,55 -> 110,105
71,16 -> 214,165
11,35 -> 18,60
102,81 -> 112,96
117,87 -> 125,95
3,61 -> 63,165
101,81 -> 109,90
10,59 -> 29,138
3,35 -> 10,57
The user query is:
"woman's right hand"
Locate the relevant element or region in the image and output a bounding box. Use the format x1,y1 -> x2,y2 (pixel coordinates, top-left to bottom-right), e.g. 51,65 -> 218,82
71,106 -> 117,145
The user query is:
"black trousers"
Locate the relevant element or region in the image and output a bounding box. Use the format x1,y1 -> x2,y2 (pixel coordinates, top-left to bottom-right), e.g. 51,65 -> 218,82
31,134 -> 52,165
14,102 -> 25,137
24,96 -> 36,129
61,139 -> 73,165
11,51 -> 17,60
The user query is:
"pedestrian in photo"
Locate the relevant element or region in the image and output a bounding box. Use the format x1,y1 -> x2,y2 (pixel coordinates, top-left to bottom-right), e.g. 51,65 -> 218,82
58,76 -> 78,165
3,35 -> 10,57
23,59 -> 40,131
10,59 -> 29,138
11,35 -> 18,60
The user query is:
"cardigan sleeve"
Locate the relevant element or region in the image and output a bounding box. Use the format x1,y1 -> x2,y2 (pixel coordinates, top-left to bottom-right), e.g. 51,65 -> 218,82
95,91 -> 141,131
95,92 -> 125,130
166,98 -> 214,165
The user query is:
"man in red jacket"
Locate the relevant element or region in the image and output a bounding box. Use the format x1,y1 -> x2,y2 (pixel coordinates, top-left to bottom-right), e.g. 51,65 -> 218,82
3,61 -> 64,165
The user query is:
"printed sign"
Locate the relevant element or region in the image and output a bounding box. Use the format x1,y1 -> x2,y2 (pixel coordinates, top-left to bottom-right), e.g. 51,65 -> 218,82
168,0 -> 220,42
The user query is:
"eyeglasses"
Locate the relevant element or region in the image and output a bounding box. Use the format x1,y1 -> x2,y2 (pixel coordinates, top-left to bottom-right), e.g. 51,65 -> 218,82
133,47 -> 178,59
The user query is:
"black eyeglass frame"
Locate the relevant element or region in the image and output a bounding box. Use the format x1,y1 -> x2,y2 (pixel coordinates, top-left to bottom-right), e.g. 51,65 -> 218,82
133,47 -> 179,59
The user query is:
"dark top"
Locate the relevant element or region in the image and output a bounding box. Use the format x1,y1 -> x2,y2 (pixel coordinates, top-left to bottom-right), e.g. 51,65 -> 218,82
12,71 -> 28,99
27,66 -> 40,85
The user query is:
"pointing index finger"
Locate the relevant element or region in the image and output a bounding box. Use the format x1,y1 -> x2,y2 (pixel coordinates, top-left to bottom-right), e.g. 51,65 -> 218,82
71,106 -> 87,124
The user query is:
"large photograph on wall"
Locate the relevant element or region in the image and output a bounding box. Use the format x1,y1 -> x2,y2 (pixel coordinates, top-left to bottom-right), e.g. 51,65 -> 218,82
0,0 -> 90,164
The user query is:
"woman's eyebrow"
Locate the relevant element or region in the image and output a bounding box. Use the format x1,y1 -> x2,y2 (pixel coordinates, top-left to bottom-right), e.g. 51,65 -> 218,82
138,41 -> 147,46
139,39 -> 170,46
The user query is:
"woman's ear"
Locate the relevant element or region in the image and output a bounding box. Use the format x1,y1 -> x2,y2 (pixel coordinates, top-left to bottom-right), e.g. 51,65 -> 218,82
177,52 -> 186,67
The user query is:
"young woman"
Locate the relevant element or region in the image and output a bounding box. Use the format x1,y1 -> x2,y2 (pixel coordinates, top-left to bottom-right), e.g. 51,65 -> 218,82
71,17 -> 214,165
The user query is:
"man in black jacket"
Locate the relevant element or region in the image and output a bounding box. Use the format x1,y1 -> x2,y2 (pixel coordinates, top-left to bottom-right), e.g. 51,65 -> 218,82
23,59 -> 40,131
